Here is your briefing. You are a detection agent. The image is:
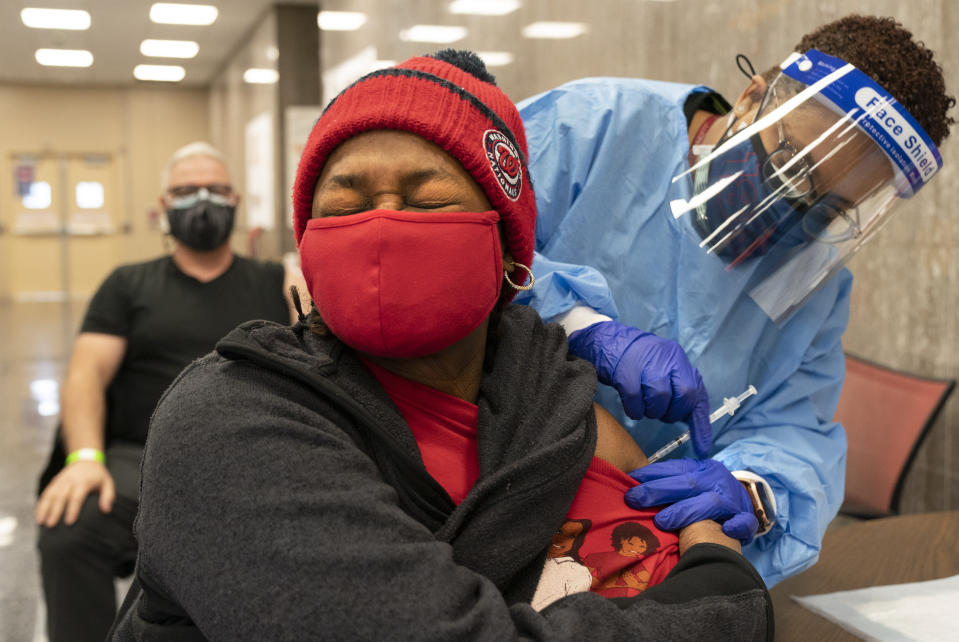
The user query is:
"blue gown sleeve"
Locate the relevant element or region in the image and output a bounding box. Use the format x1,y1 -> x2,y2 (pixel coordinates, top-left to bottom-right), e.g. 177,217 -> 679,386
513,251 -> 620,322
516,83 -> 630,323
517,79 -> 702,327
712,271 -> 852,588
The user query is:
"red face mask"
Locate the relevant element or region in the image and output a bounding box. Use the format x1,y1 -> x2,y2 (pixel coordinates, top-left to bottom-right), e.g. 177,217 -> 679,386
299,209 -> 504,358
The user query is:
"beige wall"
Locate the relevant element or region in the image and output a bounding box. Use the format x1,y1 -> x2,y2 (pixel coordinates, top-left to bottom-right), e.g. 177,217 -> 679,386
320,0 -> 959,512
209,9 -> 283,260
0,83 -> 209,301
208,4 -> 320,260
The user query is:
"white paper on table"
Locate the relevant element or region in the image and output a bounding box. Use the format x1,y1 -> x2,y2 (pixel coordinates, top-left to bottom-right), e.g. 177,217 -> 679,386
792,573 -> 959,641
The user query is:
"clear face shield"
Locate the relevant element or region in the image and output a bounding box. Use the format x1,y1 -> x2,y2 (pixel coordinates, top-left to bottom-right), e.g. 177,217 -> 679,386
669,49 -> 943,323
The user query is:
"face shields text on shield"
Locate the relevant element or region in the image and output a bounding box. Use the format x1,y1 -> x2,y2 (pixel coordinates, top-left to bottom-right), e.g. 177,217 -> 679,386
669,48 -> 942,323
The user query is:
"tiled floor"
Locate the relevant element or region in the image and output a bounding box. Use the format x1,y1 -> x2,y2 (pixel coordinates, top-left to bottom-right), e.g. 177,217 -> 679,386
1,300 -> 82,642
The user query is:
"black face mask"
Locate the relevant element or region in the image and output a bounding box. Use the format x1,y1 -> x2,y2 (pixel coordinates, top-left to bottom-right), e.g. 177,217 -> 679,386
165,199 -> 236,251
692,134 -> 806,264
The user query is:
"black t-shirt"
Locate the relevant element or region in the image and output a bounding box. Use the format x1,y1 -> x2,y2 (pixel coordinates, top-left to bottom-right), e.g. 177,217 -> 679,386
80,255 -> 289,445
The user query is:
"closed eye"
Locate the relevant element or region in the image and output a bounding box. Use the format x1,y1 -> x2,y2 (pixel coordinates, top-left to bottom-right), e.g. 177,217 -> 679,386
408,200 -> 457,209
314,193 -> 371,218
407,182 -> 469,211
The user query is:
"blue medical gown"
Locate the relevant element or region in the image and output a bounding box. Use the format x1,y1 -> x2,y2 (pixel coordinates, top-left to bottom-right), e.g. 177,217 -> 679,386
515,78 -> 850,588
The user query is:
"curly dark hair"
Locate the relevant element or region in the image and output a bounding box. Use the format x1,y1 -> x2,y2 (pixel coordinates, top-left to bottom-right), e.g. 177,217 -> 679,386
610,522 -> 661,554
794,14 -> 954,145
556,518 -> 592,563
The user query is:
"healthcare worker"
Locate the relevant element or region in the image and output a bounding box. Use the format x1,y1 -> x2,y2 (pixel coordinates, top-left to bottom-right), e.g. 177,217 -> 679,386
515,14 -> 954,587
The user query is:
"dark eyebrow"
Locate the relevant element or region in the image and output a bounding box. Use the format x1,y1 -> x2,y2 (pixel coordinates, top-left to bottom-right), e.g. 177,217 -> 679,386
324,174 -> 360,189
404,168 -> 459,186
322,167 -> 459,190
833,194 -> 856,210
818,191 -> 856,211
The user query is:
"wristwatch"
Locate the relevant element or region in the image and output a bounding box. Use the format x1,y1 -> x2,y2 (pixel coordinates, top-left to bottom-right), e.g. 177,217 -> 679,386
732,470 -> 777,536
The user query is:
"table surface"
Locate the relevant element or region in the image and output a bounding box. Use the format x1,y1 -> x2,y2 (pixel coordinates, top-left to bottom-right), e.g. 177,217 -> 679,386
770,510 -> 959,641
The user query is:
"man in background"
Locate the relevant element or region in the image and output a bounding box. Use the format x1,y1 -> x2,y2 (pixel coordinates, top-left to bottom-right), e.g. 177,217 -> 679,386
35,142 -> 300,642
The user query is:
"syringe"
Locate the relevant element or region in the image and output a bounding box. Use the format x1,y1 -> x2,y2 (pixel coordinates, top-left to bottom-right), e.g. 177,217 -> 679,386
645,385 -> 758,463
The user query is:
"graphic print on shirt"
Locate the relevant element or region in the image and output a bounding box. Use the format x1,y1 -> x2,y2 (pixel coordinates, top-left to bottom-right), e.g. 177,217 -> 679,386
531,460 -> 680,610
531,519 -> 594,611
582,522 -> 661,598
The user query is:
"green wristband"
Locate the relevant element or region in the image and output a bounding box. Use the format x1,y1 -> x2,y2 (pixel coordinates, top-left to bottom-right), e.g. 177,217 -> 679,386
65,448 -> 106,465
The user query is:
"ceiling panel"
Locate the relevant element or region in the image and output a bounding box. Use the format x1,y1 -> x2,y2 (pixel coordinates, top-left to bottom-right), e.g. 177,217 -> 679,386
0,0 -> 315,87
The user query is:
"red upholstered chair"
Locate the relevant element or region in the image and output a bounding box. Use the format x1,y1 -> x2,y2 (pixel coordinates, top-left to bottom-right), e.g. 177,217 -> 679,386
836,353 -> 955,518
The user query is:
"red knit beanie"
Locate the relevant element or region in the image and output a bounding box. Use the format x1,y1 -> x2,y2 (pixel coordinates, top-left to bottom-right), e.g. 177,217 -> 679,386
292,50 -> 535,272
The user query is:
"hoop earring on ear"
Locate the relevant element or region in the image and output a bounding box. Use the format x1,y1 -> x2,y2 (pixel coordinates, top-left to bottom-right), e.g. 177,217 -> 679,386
504,262 -> 535,291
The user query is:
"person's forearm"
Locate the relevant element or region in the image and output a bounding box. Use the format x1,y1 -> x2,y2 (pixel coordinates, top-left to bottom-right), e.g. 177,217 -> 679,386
60,369 -> 108,453
679,520 -> 741,555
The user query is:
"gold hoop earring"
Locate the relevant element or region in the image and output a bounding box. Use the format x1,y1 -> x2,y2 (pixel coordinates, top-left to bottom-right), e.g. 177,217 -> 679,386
504,262 -> 535,291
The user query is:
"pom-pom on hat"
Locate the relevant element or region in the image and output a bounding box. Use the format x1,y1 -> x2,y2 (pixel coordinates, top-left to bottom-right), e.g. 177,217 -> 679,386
292,50 -> 536,272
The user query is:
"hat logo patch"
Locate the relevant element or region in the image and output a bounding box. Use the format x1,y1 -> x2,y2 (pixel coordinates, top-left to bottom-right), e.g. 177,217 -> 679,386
484,129 -> 522,201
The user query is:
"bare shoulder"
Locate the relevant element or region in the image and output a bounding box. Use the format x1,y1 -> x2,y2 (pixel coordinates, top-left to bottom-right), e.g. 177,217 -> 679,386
592,403 -> 648,472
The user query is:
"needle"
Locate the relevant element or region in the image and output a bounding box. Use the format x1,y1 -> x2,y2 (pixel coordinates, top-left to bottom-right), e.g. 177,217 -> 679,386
646,385 -> 758,463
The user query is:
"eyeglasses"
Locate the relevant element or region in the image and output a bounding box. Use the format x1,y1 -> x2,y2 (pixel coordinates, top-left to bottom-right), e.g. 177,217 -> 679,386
757,84 -> 816,200
800,198 -> 862,243
756,84 -> 862,244
166,183 -> 233,199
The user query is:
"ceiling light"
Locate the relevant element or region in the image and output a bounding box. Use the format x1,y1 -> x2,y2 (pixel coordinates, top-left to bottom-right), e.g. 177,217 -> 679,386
134,64 -> 186,82
317,11 -> 367,31
399,25 -> 467,44
35,49 -> 93,67
140,39 -> 199,58
21,7 -> 91,30
521,22 -> 588,39
476,51 -> 514,67
448,0 -> 519,16
243,68 -> 279,84
149,3 -> 218,26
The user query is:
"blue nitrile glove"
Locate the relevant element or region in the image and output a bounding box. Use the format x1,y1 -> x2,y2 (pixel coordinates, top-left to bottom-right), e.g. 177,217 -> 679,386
625,458 -> 759,544
567,320 -> 712,458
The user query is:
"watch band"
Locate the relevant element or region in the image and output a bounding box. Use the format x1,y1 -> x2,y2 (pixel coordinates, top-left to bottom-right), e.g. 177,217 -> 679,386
732,470 -> 777,536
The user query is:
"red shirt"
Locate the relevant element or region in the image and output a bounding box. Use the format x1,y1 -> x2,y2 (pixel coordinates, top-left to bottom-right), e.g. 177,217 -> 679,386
567,459 -> 679,598
363,359 -> 678,600
362,359 -> 479,504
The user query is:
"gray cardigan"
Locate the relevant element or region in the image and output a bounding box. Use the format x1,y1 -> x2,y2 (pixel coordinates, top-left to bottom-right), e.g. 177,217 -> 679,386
113,305 -> 772,640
